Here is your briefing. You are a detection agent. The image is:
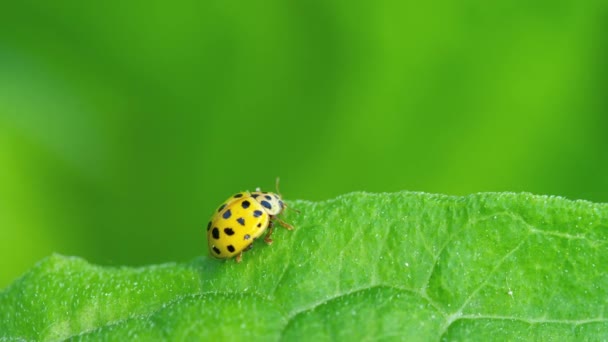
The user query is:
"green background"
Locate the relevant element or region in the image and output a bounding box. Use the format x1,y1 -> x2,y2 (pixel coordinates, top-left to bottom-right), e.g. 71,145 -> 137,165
1,1 -> 606,288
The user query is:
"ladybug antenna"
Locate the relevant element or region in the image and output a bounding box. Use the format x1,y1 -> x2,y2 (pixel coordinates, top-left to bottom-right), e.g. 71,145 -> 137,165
276,177 -> 300,214
275,177 -> 282,197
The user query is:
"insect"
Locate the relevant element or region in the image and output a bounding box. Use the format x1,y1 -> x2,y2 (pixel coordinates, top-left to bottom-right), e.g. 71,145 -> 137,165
206,179 -> 294,263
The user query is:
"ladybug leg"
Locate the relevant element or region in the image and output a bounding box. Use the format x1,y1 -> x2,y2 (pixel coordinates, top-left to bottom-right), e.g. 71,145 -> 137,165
236,244 -> 253,263
276,217 -> 294,231
264,221 -> 275,245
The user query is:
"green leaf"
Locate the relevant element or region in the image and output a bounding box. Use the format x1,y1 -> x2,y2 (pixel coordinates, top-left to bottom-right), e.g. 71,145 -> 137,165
2,192 -> 608,341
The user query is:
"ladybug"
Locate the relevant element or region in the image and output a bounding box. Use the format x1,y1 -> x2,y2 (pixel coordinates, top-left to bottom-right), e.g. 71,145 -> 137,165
206,179 -> 294,263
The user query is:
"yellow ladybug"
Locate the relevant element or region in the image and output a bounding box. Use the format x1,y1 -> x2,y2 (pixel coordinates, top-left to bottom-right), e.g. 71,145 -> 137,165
206,179 -> 294,263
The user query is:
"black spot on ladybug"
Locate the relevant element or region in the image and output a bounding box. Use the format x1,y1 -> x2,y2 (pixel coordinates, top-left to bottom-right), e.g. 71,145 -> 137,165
242,200 -> 250,209
252,194 -> 260,199
244,234 -> 251,240
222,209 -> 232,219
213,246 -> 221,255
264,195 -> 272,200
217,204 -> 226,212
207,221 -> 211,231
224,228 -> 235,236
274,194 -> 279,199
237,217 -> 245,226
227,245 -> 235,253
212,227 -> 220,239
253,210 -> 263,217
234,193 -> 243,198
256,223 -> 261,228
261,201 -> 272,210
279,200 -> 284,209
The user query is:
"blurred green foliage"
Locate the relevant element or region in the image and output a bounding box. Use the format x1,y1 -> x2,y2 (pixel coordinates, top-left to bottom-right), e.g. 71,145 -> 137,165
0,1 -> 606,288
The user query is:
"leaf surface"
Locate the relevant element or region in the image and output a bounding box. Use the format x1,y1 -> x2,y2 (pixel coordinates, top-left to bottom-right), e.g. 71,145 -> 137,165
2,192 -> 607,341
